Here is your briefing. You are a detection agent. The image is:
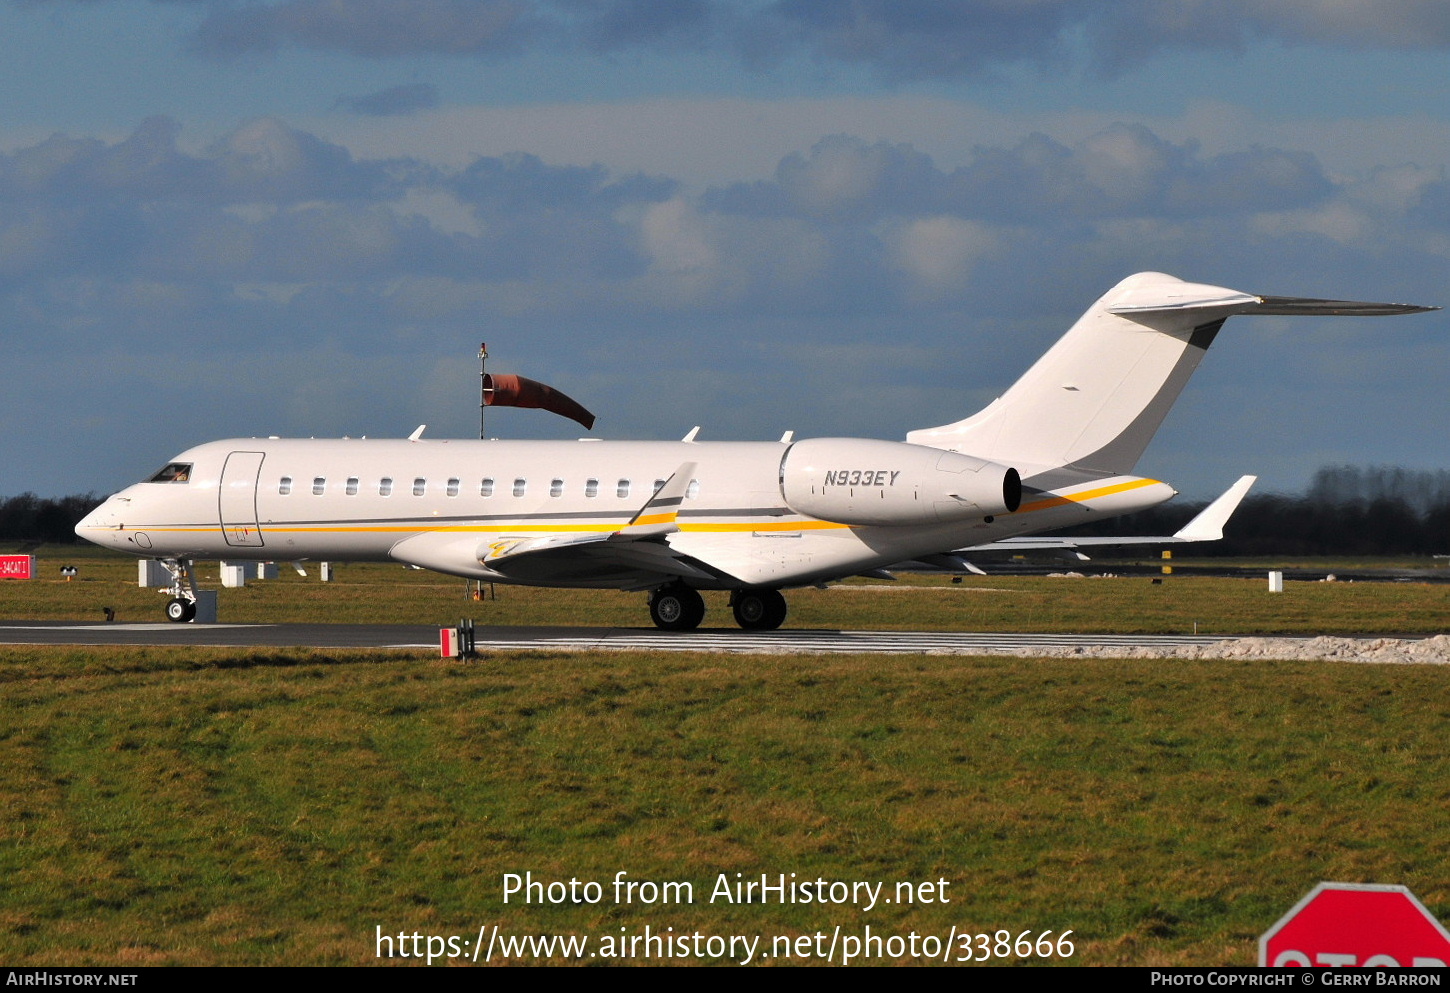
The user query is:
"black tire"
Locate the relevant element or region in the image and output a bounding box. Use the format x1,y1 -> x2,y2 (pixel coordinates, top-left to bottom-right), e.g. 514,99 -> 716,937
165,597 -> 196,623
649,585 -> 705,631
732,589 -> 787,630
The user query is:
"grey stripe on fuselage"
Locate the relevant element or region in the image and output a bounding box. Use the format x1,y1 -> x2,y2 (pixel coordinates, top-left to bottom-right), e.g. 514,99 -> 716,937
131,506 -> 801,530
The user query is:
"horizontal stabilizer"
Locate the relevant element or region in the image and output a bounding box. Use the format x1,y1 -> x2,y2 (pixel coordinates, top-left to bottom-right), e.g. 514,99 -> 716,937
1107,287 -> 1258,316
1109,293 -> 1435,320
1251,297 -> 1437,317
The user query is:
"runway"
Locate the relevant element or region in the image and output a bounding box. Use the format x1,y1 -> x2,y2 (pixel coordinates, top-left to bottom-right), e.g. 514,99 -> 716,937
0,621 -> 1230,655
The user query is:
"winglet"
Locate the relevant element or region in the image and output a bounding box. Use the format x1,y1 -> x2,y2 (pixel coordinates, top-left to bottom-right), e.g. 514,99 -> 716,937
613,462 -> 697,539
1173,475 -> 1257,542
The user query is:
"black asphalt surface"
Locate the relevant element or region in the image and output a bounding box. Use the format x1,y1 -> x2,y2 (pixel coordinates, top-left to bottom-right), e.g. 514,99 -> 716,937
0,621 -> 1231,654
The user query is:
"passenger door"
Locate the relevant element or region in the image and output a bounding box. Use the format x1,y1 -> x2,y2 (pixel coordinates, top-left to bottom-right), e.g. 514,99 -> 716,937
219,451 -> 266,547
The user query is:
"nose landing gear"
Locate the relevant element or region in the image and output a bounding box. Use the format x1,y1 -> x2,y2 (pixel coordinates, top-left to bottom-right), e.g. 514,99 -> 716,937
165,596 -> 197,623
158,558 -> 199,622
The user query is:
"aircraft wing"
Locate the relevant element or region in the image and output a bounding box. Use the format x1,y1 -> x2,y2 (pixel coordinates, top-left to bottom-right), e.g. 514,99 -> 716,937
955,474 -> 1257,554
480,530 -> 729,586
391,461 -> 744,588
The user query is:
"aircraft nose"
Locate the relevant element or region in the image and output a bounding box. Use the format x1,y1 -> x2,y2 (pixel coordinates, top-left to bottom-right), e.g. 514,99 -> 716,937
75,505 -> 100,539
75,498 -> 121,543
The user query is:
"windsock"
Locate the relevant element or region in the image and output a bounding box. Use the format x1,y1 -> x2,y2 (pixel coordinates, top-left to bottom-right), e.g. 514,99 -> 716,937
482,373 -> 596,430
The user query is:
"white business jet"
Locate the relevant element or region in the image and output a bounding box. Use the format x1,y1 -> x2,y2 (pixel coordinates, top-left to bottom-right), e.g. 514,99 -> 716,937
75,272 -> 1434,628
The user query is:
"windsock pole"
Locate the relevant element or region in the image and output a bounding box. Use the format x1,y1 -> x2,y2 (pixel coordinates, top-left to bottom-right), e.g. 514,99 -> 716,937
479,342 -> 488,439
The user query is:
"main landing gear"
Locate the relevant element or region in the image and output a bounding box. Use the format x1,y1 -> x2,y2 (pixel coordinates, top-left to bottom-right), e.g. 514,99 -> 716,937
730,588 -> 788,631
646,584 -> 789,631
159,558 -> 199,623
648,584 -> 705,631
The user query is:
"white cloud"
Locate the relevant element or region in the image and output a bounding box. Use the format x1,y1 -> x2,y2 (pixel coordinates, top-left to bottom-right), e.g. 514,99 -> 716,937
639,198 -> 715,274
883,216 -> 995,303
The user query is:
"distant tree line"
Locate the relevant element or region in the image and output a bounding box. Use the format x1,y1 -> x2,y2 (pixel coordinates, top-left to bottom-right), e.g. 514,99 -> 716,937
0,493 -> 100,545
4,465 -> 1449,555
1068,465 -> 1450,557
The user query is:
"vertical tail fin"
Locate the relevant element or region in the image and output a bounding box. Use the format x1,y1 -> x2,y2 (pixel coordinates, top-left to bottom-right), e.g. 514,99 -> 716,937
907,272 -> 1434,477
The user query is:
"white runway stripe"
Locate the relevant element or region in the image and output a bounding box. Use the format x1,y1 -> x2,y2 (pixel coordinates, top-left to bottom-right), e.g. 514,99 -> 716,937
451,630 -> 1234,655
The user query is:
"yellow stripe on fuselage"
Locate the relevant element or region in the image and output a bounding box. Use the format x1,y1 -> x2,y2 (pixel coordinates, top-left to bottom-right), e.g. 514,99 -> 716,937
1016,477 -> 1164,515
123,479 -> 1160,539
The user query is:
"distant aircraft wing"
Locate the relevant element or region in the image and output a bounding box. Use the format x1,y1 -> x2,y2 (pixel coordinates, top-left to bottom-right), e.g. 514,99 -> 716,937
1165,474 -> 1257,541
952,475 -> 1257,554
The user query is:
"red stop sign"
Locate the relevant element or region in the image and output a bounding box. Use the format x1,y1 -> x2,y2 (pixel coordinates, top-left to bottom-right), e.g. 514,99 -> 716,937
1260,882 -> 1450,967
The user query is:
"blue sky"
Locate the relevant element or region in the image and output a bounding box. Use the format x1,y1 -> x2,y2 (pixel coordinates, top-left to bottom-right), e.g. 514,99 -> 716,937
3,0 -> 1449,500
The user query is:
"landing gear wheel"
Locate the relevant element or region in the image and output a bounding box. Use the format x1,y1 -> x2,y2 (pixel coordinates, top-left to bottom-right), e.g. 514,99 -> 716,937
165,597 -> 196,623
649,585 -> 705,631
732,589 -> 787,630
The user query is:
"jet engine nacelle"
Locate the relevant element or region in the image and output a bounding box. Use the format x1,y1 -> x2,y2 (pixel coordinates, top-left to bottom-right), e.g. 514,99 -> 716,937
780,438 -> 1021,527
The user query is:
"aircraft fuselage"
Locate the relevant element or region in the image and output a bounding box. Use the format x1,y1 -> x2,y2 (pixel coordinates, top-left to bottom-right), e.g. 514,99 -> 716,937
74,273 -> 1434,627
76,436 -> 1174,591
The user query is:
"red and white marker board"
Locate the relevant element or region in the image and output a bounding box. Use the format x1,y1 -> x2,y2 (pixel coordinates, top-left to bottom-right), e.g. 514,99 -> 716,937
1260,882 -> 1450,967
0,555 -> 34,579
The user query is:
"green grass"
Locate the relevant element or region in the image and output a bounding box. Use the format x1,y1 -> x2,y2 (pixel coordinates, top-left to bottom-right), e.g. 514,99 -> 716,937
0,647 -> 1447,966
2,547 -> 1448,966
5,544 -> 1450,634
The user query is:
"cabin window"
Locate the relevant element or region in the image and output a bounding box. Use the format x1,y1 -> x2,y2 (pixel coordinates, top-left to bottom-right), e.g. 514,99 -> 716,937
585,478 -> 599,498
379,477 -> 394,497
653,478 -> 666,493
617,479 -> 630,498
345,477 -> 359,496
413,478 -> 426,497
447,478 -> 460,497
278,476 -> 292,496
550,478 -> 564,498
686,479 -> 700,500
480,478 -> 494,498
148,463 -> 192,483
513,478 -> 527,497
312,477 -> 326,496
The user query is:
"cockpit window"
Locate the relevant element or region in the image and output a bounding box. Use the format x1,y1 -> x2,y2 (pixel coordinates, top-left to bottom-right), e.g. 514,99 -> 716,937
148,463 -> 192,483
